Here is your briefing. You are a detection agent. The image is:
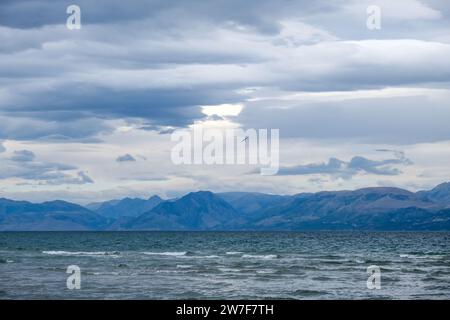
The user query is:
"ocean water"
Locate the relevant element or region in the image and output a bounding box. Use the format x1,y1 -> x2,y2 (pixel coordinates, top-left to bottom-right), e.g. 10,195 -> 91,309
0,232 -> 449,299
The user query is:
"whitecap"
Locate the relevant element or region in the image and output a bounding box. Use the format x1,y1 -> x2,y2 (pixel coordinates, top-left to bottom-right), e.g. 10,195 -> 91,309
219,267 -> 241,272
242,254 -> 278,259
256,269 -> 276,274
93,272 -> 120,276
400,254 -> 444,259
194,255 -> 220,259
0,258 -> 13,263
142,251 -> 187,256
42,251 -> 119,257
225,251 -> 243,255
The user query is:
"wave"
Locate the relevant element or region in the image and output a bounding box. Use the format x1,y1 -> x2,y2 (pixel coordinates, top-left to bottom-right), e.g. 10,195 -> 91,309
256,269 -> 276,274
242,254 -> 278,259
400,254 -> 445,259
218,267 -> 241,273
292,289 -> 324,297
0,258 -> 13,263
142,251 -> 187,256
42,251 -> 119,257
225,251 -> 243,255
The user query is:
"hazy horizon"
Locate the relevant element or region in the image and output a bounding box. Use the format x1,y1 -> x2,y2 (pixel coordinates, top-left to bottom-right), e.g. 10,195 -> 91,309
1,180 -> 449,206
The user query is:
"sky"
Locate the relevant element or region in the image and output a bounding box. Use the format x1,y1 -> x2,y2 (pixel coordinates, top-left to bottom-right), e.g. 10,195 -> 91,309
0,0 -> 449,204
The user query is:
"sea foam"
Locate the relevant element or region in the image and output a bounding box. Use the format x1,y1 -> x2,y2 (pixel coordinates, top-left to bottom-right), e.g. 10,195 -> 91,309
42,251 -> 119,257
242,254 -> 278,259
142,251 -> 187,256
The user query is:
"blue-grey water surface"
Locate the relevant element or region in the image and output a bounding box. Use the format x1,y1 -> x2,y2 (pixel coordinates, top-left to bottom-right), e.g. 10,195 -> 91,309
0,232 -> 449,299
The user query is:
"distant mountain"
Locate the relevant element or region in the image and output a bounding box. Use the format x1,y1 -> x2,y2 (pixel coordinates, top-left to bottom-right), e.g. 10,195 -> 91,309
0,199 -> 106,231
252,187 -> 446,230
90,195 -> 163,220
1,183 -> 450,231
85,199 -> 121,211
125,191 -> 242,230
218,192 -> 290,215
417,182 -> 450,206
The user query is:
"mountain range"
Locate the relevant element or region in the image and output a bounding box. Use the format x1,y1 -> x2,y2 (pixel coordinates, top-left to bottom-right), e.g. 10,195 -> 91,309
1,182 -> 449,231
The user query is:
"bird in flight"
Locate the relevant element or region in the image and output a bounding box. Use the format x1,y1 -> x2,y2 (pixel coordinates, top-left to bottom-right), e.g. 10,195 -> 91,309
241,136 -> 249,143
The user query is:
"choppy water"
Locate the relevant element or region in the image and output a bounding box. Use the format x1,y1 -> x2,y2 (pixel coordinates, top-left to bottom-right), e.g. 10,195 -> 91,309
0,232 -> 449,299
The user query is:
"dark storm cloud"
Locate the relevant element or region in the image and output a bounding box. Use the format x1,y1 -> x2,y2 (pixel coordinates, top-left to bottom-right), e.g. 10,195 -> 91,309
3,86 -> 228,124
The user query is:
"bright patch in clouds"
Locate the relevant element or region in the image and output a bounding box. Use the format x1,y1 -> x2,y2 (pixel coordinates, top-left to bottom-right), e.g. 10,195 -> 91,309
202,104 -> 244,117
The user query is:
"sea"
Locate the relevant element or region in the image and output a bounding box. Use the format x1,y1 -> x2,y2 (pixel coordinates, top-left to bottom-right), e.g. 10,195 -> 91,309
0,231 -> 449,299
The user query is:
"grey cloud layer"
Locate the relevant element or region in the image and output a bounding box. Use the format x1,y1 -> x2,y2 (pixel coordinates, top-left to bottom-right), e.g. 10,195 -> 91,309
276,152 -> 412,179
237,89 -> 450,144
0,0 -> 333,30
0,148 -> 94,185
0,1 -> 449,142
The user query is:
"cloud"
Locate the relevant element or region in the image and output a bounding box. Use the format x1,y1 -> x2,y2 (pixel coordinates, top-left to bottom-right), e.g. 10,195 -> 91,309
275,153 -> 412,178
116,154 -> 136,162
11,149 -> 35,162
238,88 -> 450,144
0,0 -> 330,31
43,171 -> 94,185
343,0 -> 441,21
0,1 -> 449,142
277,157 -> 346,176
0,115 -> 112,141
348,156 -> 403,176
139,124 -> 176,135
0,149 -> 94,185
0,0 -> 449,202
375,148 -> 412,162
